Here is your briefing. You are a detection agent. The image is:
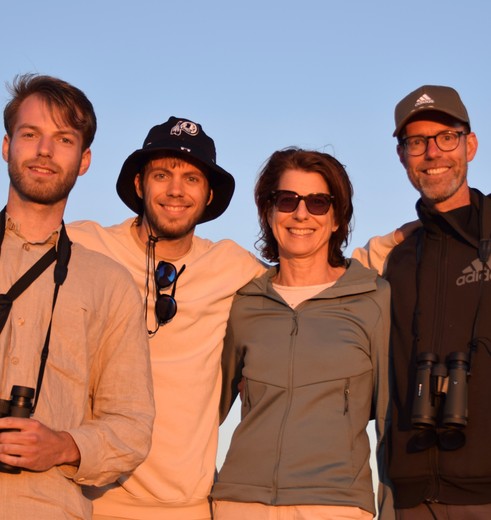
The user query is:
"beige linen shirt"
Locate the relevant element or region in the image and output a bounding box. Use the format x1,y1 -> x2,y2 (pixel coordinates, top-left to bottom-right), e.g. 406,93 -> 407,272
0,217 -> 155,519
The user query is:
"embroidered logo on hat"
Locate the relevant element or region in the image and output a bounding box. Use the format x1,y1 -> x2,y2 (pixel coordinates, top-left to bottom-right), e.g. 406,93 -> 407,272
170,120 -> 199,136
414,93 -> 435,108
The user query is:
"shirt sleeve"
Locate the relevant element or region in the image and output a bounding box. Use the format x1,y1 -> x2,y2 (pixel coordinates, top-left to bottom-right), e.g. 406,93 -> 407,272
351,231 -> 399,276
62,267 -> 155,486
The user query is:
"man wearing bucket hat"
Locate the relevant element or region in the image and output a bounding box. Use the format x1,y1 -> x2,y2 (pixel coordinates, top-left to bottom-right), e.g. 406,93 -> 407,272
68,117 -> 264,520
369,86 -> 491,519
116,117 -> 236,228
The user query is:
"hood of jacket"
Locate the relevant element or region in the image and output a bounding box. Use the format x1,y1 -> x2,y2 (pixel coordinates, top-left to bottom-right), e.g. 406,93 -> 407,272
237,257 -> 380,301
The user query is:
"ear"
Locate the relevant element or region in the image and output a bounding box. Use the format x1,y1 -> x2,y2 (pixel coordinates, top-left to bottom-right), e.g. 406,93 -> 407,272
396,144 -> 407,168
134,173 -> 143,199
2,135 -> 10,162
78,148 -> 92,177
207,189 -> 214,206
465,132 -> 478,163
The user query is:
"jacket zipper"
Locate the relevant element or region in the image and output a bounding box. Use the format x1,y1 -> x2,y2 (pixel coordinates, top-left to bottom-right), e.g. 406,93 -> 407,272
271,313 -> 298,504
426,445 -> 440,502
428,233 -> 448,501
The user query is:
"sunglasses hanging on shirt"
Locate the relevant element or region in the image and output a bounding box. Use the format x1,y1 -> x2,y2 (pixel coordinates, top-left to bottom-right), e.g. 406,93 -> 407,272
154,261 -> 186,326
144,234 -> 186,336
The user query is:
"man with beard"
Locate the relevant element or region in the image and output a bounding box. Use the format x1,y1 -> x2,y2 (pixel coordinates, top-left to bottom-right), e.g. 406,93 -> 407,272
0,74 -> 154,520
358,85 -> 491,520
68,117 -> 265,520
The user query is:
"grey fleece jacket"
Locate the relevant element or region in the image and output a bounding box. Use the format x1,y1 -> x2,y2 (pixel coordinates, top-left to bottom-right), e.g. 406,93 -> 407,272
212,259 -> 393,517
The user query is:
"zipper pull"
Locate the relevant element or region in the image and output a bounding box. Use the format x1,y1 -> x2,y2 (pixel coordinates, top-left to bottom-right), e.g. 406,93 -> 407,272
344,381 -> 350,415
290,314 -> 298,336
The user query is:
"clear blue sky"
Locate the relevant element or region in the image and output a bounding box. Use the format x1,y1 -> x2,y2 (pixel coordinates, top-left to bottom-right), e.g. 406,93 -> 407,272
3,0 -> 491,473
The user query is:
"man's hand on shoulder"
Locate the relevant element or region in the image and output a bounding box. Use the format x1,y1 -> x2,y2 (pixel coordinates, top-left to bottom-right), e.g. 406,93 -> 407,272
394,219 -> 421,244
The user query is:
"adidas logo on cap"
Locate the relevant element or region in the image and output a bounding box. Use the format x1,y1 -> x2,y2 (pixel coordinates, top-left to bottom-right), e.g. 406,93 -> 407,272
414,93 -> 435,108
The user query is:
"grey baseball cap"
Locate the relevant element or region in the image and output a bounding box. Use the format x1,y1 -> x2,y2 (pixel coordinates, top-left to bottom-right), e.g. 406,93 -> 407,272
393,85 -> 470,137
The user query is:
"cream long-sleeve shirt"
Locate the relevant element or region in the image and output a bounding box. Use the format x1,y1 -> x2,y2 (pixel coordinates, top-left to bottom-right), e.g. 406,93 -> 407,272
351,231 -> 401,276
0,218 -> 154,520
68,218 -> 265,520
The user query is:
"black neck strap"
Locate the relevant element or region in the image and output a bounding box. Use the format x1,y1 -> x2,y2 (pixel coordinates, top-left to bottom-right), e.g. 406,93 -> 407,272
413,192 -> 491,370
469,191 -> 491,366
0,207 -> 72,412
0,209 -> 5,255
0,247 -> 57,333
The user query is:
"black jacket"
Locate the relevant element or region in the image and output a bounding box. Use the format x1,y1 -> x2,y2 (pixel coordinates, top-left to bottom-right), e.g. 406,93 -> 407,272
386,188 -> 491,508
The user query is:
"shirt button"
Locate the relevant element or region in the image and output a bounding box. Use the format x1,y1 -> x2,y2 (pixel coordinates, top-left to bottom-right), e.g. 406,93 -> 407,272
22,243 -> 31,251
17,317 -> 25,326
11,357 -> 19,365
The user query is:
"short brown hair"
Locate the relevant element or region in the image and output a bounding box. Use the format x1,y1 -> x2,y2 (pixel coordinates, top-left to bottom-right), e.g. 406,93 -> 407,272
4,73 -> 97,150
255,148 -> 353,267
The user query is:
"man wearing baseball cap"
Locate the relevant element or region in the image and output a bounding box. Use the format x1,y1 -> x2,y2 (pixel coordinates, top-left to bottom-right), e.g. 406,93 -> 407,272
381,86 -> 491,519
68,117 -> 264,519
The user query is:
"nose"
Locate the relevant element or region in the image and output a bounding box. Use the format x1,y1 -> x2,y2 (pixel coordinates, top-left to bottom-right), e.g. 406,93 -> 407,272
292,199 -> 309,220
425,136 -> 442,159
37,135 -> 54,158
166,175 -> 185,196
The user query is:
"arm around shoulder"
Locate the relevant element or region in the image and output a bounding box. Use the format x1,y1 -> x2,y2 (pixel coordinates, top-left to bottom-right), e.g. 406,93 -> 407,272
352,219 -> 421,275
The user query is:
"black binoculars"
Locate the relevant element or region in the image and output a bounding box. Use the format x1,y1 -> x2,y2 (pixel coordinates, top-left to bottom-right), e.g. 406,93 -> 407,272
410,351 -> 469,451
0,385 -> 35,474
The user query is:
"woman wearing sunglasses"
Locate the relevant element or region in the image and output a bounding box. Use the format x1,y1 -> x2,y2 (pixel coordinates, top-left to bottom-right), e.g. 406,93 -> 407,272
212,148 -> 393,519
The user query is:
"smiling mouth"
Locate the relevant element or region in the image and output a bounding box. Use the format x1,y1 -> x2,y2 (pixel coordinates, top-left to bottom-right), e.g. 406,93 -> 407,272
288,228 -> 314,236
160,203 -> 190,213
27,161 -> 57,175
424,166 -> 450,176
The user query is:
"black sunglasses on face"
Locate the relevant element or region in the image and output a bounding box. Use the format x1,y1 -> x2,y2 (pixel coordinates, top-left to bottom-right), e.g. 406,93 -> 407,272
154,261 -> 186,325
270,190 -> 334,215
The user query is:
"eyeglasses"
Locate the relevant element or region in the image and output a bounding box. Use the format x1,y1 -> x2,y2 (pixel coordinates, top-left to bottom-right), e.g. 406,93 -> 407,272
154,261 -> 186,325
270,190 -> 334,215
401,130 -> 468,156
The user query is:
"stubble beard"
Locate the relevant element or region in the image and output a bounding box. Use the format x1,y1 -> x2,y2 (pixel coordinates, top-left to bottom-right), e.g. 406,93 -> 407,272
8,157 -> 80,205
412,165 -> 468,206
420,176 -> 466,205
143,202 -> 206,240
